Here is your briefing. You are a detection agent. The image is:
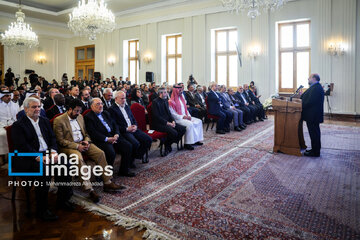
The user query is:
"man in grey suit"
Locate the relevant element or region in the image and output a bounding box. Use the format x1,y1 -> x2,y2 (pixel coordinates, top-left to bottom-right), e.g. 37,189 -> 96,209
219,85 -> 246,131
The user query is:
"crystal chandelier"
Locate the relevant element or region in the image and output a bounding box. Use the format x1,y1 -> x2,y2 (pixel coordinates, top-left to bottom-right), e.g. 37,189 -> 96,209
0,6 -> 38,51
220,0 -> 290,19
68,0 -> 116,41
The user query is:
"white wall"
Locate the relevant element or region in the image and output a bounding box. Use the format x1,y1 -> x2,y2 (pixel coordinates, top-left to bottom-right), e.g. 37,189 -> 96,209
0,16 -> 71,82
1,0 -> 359,115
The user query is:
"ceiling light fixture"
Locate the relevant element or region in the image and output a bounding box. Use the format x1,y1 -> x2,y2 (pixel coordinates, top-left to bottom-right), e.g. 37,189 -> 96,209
0,0 -> 38,51
220,0 -> 290,19
68,0 -> 116,41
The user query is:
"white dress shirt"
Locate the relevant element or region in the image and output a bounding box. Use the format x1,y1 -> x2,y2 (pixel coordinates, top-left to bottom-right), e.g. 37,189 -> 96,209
68,116 -> 83,142
27,116 -> 48,152
116,103 -> 132,127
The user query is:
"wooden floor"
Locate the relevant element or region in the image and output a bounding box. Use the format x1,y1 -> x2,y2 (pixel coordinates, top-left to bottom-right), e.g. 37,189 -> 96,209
0,118 -> 358,240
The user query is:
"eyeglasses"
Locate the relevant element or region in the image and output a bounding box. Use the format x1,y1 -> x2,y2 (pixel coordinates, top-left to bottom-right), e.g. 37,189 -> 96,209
30,105 -> 41,109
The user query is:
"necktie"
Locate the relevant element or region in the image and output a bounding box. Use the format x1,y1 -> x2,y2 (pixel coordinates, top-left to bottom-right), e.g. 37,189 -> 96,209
85,102 -> 88,109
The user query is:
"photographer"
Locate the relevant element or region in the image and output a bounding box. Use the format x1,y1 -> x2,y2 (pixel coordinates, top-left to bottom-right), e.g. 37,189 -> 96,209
187,74 -> 198,86
4,68 -> 14,87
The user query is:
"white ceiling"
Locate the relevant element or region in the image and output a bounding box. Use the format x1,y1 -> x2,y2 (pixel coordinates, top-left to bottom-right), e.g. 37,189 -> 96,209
0,0 -> 185,24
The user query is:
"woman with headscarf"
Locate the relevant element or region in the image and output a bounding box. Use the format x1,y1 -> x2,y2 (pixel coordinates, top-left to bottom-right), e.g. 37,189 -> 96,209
131,88 -> 148,114
168,84 -> 203,150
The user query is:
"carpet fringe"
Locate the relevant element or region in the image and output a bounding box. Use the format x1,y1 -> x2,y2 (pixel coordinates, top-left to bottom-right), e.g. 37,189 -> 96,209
70,195 -> 179,240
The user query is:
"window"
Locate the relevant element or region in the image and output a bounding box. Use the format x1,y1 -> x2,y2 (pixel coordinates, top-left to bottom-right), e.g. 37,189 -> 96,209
278,21 -> 310,92
166,34 -> 182,85
215,29 -> 238,87
128,40 -> 139,84
75,45 -> 95,80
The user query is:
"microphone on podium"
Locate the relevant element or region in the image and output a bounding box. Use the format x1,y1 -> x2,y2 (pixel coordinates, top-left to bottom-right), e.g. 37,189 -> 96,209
290,85 -> 304,101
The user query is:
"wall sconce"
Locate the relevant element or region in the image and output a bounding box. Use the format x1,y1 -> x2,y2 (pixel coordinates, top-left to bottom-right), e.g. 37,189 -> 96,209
143,53 -> 152,64
248,45 -> 261,60
328,42 -> 345,56
37,55 -> 47,64
107,56 -> 116,66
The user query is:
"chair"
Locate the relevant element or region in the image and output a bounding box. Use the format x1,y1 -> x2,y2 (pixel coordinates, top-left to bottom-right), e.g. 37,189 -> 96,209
131,103 -> 167,158
82,109 -> 91,116
205,97 -> 220,131
5,125 -> 31,215
50,113 -> 64,128
148,93 -> 154,104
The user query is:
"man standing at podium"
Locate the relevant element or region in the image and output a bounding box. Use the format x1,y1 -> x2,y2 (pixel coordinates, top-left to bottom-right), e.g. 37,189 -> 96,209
301,73 -> 324,157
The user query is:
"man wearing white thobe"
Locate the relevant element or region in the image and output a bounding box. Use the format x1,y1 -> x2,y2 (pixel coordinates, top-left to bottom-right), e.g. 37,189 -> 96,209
169,85 -> 203,150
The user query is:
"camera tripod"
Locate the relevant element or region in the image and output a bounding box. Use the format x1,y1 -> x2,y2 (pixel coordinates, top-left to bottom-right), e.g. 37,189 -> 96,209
326,95 -> 332,119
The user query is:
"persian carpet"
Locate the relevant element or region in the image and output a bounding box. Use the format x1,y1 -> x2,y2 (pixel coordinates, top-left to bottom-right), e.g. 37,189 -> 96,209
72,121 -> 360,240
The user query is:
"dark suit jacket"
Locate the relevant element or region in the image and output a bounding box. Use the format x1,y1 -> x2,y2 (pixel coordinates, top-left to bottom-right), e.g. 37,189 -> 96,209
185,91 -> 201,107
151,97 -> 175,129
234,91 -> 248,107
195,92 -> 206,108
207,90 -> 223,115
40,80 -> 49,91
246,90 -> 261,105
300,82 -> 324,123
46,105 -> 66,120
43,96 -> 55,111
80,101 -> 90,113
101,97 -> 114,111
84,110 -> 121,143
108,104 -> 137,134
11,116 -> 57,171
149,92 -> 159,103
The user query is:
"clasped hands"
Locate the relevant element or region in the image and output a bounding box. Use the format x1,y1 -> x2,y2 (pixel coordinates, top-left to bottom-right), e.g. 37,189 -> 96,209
107,134 -> 119,144
127,125 -> 137,133
183,115 -> 191,121
77,141 -> 90,152
167,121 -> 176,128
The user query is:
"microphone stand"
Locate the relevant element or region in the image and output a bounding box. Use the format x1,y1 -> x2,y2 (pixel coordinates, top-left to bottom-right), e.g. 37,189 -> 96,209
289,87 -> 303,101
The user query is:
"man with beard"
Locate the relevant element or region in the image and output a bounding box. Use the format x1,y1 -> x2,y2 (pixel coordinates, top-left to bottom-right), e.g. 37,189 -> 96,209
301,73 -> 324,157
54,99 -> 124,203
151,88 -> 186,155
80,89 -> 91,112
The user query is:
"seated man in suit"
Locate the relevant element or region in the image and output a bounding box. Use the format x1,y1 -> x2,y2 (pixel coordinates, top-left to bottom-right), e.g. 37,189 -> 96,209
195,85 -> 206,109
84,98 -> 135,177
218,85 -> 246,131
101,88 -> 114,111
46,93 -> 66,120
109,91 -> 152,164
11,97 -> 73,221
65,86 -> 79,107
80,89 -> 91,112
185,84 -> 206,121
301,73 -> 324,157
227,88 -> 250,126
169,84 -> 204,150
43,88 -> 60,111
151,87 -> 186,155
244,84 -> 265,121
54,99 -> 123,203
207,82 -> 233,134
235,86 -> 256,124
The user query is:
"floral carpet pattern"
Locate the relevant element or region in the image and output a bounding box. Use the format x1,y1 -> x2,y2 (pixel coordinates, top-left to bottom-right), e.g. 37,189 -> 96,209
74,120 -> 360,240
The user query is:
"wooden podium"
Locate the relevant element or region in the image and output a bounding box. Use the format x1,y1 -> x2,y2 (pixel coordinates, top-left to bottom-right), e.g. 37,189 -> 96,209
272,98 -> 306,156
